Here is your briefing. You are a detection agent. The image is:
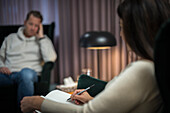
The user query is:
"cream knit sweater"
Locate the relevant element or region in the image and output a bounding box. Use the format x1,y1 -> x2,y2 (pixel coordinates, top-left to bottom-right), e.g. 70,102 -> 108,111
0,27 -> 57,73
41,60 -> 163,113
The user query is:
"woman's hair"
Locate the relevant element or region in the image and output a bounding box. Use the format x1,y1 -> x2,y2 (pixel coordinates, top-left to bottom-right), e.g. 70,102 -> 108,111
117,0 -> 170,61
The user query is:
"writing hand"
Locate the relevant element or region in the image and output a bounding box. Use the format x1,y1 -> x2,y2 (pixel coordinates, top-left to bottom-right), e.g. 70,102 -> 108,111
36,23 -> 44,39
70,89 -> 93,105
0,67 -> 12,75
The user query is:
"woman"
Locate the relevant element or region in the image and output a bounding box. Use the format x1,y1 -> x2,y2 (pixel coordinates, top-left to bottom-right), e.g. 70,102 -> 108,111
21,0 -> 170,113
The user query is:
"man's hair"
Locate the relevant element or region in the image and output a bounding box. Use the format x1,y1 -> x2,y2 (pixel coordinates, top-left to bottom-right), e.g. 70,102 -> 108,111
117,0 -> 170,61
25,10 -> 43,22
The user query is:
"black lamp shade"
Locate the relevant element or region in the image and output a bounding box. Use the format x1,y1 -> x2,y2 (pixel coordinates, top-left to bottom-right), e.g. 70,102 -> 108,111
80,31 -> 116,48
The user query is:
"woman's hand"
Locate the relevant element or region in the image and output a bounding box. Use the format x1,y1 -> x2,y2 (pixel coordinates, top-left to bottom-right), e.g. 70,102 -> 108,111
20,96 -> 44,113
71,89 -> 93,105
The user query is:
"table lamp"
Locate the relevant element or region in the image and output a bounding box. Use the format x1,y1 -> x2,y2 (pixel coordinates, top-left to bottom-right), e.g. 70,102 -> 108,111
80,31 -> 116,78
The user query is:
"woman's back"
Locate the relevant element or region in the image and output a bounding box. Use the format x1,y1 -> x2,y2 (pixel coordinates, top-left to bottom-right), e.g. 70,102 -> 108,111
85,60 -> 163,113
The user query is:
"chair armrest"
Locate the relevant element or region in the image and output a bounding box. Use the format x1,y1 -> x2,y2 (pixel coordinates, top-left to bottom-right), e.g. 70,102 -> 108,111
41,61 -> 54,82
34,61 -> 54,95
77,74 -> 108,97
34,82 -> 50,95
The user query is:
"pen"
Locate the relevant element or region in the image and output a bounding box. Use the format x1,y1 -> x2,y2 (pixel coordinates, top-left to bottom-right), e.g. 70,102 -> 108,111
67,84 -> 95,101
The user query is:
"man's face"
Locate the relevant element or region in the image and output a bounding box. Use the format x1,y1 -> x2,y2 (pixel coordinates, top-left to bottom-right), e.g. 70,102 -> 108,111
24,14 -> 41,37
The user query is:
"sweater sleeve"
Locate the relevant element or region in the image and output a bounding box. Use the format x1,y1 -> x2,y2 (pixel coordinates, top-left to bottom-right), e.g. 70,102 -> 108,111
0,38 -> 7,67
41,99 -> 83,113
38,35 -> 57,62
41,61 -> 158,113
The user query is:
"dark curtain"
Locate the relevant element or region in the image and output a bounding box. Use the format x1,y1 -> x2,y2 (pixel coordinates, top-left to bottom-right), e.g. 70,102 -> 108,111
57,0 -> 137,83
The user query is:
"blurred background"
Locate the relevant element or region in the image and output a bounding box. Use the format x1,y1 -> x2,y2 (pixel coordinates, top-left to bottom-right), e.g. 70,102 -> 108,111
0,0 -> 139,85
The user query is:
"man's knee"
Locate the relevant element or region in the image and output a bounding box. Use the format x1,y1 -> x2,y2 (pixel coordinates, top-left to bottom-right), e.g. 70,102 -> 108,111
19,68 -> 37,81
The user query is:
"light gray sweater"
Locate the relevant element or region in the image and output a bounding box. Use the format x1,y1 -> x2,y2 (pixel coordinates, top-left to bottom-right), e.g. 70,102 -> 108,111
0,27 -> 57,73
41,60 -> 163,113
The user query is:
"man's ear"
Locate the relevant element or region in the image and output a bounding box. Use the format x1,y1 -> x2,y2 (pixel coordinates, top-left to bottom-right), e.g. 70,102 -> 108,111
24,20 -> 27,26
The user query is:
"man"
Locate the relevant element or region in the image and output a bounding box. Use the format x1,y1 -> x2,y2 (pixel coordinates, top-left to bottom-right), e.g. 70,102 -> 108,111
0,10 -> 57,106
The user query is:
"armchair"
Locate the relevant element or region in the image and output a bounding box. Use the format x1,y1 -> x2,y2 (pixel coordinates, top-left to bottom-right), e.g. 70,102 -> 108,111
154,19 -> 170,113
0,22 -> 55,112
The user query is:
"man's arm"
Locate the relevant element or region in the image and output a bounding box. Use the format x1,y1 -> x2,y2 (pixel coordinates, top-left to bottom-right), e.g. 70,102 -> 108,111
38,37 -> 57,62
36,24 -> 57,62
0,38 -> 11,75
0,38 -> 6,67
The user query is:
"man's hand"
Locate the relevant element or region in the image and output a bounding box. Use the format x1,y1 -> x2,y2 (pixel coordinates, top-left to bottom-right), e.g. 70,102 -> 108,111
70,89 -> 94,105
36,24 -> 44,39
0,67 -> 11,75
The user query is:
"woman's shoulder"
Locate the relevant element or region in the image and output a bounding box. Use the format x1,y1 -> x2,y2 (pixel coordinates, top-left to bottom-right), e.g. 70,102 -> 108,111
108,60 -> 154,85
122,60 -> 155,82
116,60 -> 154,81
110,60 -> 156,89
128,60 -> 154,72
